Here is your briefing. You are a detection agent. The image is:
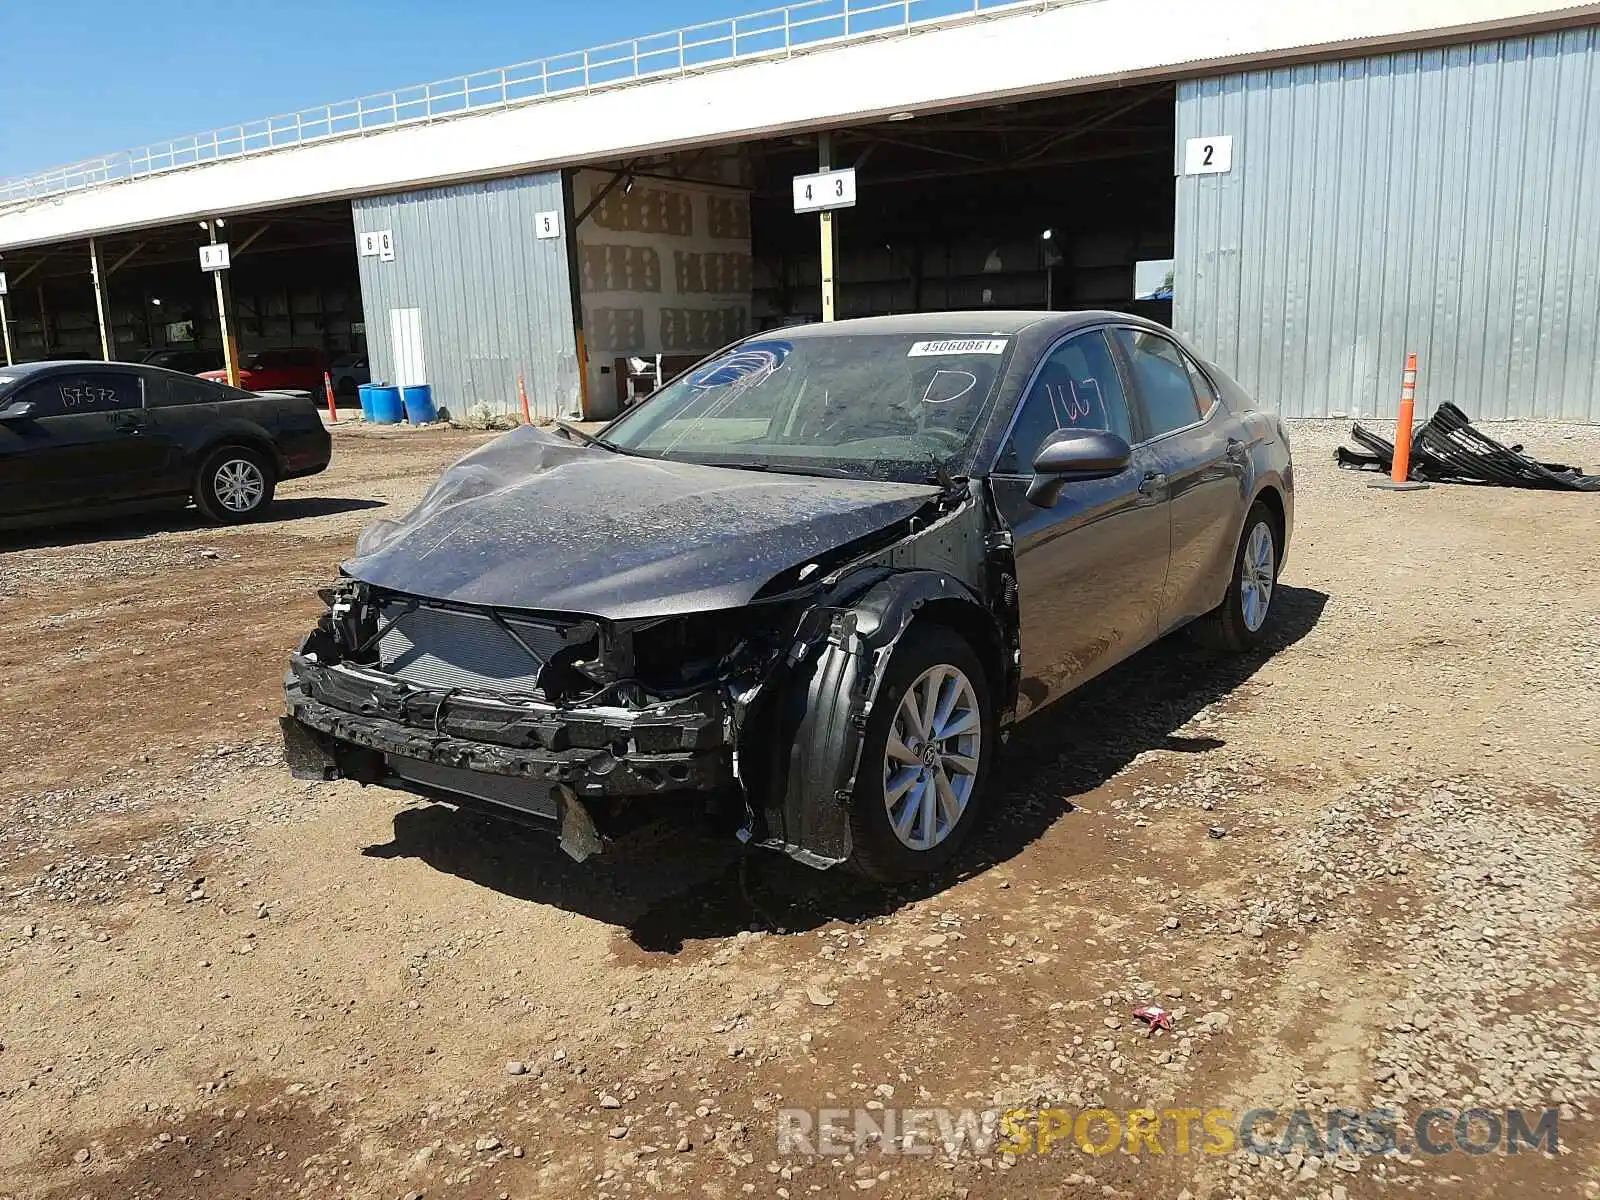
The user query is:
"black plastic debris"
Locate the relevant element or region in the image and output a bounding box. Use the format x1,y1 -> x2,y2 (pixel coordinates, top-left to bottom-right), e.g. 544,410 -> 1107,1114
1335,403 -> 1600,491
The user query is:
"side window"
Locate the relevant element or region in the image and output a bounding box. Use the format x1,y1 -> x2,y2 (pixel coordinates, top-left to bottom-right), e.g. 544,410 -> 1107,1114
1000,330 -> 1132,474
1183,352 -> 1220,411
43,371 -> 143,415
7,379 -> 66,417
1114,328 -> 1204,437
155,377 -> 228,408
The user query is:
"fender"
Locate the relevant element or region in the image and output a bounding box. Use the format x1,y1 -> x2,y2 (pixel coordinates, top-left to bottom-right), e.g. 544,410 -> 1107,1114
189,417 -> 282,471
751,568 -> 999,869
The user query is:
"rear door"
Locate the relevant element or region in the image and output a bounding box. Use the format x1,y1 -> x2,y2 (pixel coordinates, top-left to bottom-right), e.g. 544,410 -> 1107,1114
989,328 -> 1170,715
1111,327 -> 1246,630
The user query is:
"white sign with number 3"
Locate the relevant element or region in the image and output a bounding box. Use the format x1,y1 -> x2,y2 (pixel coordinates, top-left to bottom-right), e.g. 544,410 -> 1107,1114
1184,136 -> 1233,176
792,168 -> 857,214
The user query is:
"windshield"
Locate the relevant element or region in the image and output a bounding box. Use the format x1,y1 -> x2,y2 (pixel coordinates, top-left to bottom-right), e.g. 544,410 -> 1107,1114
601,332 -> 1012,481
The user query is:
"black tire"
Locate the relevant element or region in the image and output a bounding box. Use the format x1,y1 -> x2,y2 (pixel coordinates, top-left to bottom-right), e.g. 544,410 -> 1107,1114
1198,500 -> 1280,653
194,444 -> 276,524
845,625 -> 996,883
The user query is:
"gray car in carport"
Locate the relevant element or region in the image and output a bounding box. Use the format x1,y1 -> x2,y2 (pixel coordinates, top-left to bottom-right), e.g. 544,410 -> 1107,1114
281,311 -> 1293,882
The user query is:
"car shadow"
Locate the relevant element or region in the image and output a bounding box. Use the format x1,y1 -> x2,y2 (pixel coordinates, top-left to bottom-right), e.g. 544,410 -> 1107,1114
0,497 -> 385,550
361,585 -> 1330,953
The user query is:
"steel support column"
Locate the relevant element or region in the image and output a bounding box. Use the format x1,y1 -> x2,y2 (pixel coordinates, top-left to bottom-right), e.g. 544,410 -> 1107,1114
818,133 -> 838,323
89,237 -> 113,360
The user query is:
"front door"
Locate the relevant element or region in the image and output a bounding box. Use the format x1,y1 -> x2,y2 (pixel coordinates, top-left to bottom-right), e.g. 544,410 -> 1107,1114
0,370 -> 162,515
989,328 -> 1171,717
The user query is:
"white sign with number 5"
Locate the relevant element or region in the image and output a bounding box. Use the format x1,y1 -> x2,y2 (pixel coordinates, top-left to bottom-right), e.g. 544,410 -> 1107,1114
535,210 -> 562,239
792,168 -> 857,214
1184,136 -> 1233,176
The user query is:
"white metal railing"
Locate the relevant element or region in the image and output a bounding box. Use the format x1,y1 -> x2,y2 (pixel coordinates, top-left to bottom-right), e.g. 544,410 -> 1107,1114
0,0 -> 1043,209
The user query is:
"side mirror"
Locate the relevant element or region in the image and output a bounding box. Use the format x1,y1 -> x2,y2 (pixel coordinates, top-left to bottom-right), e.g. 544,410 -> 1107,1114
0,400 -> 38,423
1025,429 -> 1132,507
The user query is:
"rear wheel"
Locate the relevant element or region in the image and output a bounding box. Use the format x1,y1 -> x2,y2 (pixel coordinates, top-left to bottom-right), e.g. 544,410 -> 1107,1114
846,626 -> 995,882
1199,500 -> 1280,652
194,445 -> 276,524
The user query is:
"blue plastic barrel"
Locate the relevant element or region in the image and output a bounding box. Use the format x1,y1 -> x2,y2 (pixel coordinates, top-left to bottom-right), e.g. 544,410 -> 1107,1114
401,383 -> 438,424
357,383 -> 375,420
368,385 -> 404,425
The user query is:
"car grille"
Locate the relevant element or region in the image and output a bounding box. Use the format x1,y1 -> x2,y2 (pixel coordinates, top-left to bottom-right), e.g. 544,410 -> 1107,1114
375,600 -> 572,698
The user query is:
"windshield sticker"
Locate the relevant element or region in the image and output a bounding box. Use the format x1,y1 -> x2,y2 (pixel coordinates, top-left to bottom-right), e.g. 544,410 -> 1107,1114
907,338 -> 1008,357
691,340 -> 791,388
921,369 -> 978,405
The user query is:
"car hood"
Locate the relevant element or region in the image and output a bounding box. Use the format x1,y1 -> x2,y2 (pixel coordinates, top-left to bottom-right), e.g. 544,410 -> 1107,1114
342,425 -> 941,620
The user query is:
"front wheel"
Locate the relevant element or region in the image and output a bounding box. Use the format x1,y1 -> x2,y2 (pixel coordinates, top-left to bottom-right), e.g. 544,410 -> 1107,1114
845,626 -> 995,882
1199,501 -> 1280,652
194,445 -> 276,524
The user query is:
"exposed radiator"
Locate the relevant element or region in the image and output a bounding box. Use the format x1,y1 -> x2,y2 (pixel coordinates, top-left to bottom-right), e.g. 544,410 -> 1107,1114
375,600 -> 572,697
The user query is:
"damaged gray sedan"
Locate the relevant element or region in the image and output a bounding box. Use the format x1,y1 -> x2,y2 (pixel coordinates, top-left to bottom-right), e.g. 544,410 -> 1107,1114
281,312 -> 1293,881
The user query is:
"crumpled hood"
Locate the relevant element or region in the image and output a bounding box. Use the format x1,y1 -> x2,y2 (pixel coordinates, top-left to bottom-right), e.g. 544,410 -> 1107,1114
344,425 -> 940,620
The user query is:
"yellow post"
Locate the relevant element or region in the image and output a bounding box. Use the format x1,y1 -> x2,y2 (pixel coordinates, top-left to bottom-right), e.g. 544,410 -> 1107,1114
819,133 -> 838,323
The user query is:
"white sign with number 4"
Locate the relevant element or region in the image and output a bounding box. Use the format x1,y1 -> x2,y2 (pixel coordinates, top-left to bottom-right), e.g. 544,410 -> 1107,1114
1184,136 -> 1233,176
792,168 -> 857,214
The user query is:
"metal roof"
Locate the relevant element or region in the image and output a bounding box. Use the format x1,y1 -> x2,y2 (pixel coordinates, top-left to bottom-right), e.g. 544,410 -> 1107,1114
2,0 -> 1596,251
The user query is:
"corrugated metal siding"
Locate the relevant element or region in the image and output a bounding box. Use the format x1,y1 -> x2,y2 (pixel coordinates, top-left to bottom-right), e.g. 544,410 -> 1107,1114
352,173 -> 579,420
1174,27 -> 1600,421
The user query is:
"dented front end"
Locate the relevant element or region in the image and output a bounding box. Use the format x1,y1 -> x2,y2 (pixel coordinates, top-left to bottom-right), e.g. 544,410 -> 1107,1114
281,477 -> 1016,869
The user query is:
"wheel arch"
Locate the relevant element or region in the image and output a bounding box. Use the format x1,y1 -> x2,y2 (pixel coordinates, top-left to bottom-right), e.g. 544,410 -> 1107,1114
1252,482 -> 1286,550
193,423 -> 282,481
745,569 -> 1002,870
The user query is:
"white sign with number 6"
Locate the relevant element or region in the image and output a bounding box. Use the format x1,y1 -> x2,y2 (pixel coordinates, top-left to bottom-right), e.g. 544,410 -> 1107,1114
792,168 -> 857,214
1184,135 -> 1234,176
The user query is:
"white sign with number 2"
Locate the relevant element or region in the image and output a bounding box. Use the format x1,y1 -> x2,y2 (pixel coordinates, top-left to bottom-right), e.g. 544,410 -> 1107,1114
1184,136 -> 1233,176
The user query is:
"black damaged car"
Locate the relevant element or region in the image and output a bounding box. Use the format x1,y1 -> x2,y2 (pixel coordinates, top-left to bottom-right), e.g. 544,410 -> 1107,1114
0,359 -> 331,528
281,312 -> 1293,881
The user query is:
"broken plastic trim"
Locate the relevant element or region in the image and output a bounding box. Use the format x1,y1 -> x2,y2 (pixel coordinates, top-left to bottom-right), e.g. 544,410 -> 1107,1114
1338,405 -> 1600,491
733,482 -> 1005,869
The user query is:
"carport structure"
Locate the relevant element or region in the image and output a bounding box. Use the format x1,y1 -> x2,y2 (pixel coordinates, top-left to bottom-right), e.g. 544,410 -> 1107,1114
2,0 -> 1599,422
0,202 -> 362,371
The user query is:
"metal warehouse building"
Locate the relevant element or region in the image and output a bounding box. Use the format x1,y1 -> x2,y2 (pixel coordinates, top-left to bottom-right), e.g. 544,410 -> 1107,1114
1,0 -> 1597,422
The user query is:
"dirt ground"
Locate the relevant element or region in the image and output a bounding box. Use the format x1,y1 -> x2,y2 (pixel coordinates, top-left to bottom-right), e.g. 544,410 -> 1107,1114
1,420 -> 1598,1200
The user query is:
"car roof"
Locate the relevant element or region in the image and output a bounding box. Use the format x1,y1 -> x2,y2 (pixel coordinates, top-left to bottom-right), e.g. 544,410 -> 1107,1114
767,309 -> 1159,341
0,360 -> 115,379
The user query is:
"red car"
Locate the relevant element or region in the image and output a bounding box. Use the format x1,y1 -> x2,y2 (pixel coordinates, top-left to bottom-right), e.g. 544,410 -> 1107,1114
201,348 -> 329,392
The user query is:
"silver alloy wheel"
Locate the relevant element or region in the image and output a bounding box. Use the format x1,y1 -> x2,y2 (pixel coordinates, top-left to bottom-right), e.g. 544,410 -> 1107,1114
214,458 -> 266,513
1240,520 -> 1276,633
883,663 -> 982,852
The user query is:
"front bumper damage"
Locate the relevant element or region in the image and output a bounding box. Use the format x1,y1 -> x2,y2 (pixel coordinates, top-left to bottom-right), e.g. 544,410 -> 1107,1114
280,478 -> 1013,870
282,652 -> 734,860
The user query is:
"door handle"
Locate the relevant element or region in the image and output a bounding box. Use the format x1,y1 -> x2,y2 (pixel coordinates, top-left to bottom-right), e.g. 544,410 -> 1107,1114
1138,471 -> 1169,498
